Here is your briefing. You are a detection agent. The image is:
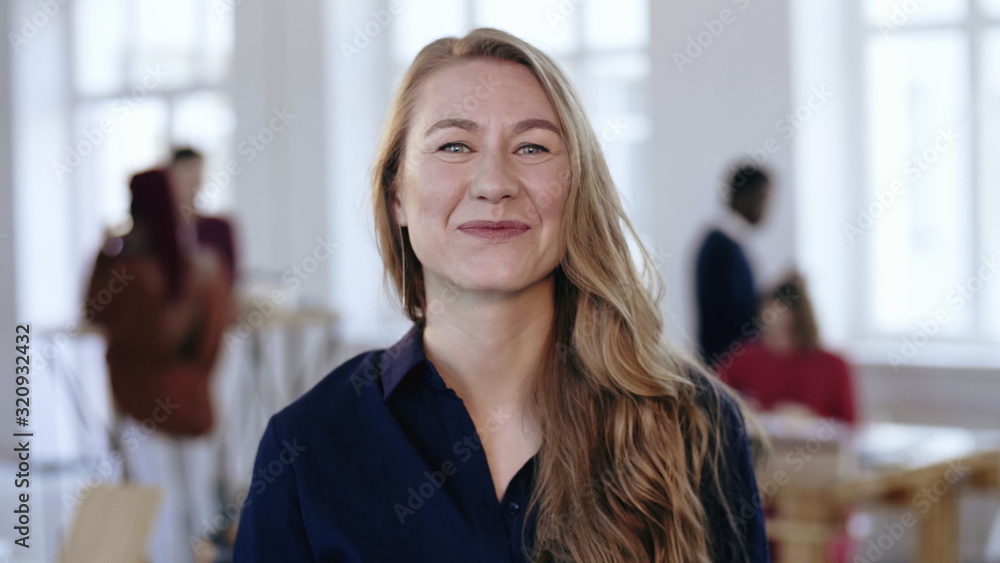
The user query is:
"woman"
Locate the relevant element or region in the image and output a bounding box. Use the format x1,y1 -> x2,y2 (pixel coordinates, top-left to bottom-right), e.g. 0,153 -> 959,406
234,28 -> 768,562
717,275 -> 857,424
86,169 -> 238,562
86,169 -> 235,436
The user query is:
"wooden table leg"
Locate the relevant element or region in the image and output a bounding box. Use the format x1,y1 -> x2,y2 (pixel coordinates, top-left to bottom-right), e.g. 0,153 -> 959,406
918,486 -> 958,563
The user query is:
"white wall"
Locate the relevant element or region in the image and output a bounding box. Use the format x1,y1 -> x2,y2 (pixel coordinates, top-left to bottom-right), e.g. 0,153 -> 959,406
232,0 -> 334,310
788,0 -> 862,346
323,0 -> 413,349
857,363 -> 1000,429
232,0 -> 412,351
649,0 -> 798,349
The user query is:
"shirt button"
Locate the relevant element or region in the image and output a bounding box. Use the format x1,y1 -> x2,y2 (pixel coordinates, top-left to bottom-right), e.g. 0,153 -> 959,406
507,501 -> 520,515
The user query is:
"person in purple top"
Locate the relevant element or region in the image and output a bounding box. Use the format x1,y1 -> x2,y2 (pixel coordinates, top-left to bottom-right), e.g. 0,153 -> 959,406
169,146 -> 238,289
234,28 -> 769,563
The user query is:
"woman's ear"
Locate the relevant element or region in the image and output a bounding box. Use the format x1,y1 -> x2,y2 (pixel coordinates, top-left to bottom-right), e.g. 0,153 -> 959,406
392,188 -> 408,227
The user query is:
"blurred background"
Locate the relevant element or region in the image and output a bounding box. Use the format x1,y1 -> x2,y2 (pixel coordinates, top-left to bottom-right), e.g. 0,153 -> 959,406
0,0 -> 997,561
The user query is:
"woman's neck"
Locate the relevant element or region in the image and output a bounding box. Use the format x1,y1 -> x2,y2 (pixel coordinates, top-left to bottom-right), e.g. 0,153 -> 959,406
421,273 -> 555,423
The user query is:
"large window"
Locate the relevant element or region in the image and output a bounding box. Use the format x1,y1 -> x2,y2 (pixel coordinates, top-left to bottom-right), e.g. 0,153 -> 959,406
389,0 -> 651,209
69,0 -> 235,257
861,0 -> 999,343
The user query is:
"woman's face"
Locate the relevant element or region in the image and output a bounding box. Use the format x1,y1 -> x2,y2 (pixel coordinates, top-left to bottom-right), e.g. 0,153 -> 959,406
169,157 -> 203,217
394,59 -> 570,296
762,299 -> 798,353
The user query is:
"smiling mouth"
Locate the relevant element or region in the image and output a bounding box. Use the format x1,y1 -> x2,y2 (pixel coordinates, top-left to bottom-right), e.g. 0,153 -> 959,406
458,220 -> 530,241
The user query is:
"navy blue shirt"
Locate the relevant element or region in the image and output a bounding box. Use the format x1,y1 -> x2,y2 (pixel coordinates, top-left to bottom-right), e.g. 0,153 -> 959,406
696,229 -> 759,366
233,324 -> 769,562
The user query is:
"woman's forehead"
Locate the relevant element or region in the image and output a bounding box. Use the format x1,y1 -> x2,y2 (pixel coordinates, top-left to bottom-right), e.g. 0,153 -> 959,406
410,59 -> 559,129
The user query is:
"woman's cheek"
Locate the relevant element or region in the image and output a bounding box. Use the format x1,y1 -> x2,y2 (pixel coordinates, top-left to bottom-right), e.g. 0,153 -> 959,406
536,178 -> 570,220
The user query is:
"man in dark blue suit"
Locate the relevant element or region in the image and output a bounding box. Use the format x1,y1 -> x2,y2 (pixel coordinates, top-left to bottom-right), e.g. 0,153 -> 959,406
695,165 -> 771,367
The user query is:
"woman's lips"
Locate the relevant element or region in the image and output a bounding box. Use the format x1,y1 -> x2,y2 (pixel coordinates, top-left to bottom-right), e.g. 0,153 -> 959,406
458,220 -> 530,241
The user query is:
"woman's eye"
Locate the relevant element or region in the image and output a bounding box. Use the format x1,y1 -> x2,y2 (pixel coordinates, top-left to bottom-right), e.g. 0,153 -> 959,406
517,144 -> 549,155
438,143 -> 471,153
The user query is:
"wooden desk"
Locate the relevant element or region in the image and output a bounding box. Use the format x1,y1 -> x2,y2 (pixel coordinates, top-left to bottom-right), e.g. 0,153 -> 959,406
758,419 -> 1000,563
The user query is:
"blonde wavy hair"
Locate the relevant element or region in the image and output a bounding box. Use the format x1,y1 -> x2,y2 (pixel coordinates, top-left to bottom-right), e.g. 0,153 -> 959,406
372,28 -> 754,563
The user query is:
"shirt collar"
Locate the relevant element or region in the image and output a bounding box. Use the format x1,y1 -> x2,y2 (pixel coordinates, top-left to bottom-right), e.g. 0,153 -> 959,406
379,323 -> 428,399
715,206 -> 754,244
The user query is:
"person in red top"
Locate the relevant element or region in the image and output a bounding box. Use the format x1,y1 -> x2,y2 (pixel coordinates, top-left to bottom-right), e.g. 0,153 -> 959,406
717,275 -> 857,424
719,275 -> 858,563
85,168 -> 236,436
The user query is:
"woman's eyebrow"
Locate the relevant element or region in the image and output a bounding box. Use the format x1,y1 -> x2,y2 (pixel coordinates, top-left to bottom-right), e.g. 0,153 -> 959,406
511,118 -> 561,136
423,117 -> 562,137
424,118 -> 478,137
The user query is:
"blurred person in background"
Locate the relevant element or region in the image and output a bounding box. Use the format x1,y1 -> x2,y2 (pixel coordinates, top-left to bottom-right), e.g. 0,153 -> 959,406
85,166 -> 238,563
695,164 -> 771,367
717,274 -> 857,424
86,168 -> 235,436
169,147 -> 238,289
719,275 -> 857,563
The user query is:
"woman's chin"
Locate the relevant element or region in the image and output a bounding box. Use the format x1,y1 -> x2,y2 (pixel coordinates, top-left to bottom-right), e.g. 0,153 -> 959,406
455,277 -> 528,294
450,268 -> 554,296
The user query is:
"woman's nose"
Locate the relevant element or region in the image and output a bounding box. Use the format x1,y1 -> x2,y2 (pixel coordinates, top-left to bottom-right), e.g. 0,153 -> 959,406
468,150 -> 520,203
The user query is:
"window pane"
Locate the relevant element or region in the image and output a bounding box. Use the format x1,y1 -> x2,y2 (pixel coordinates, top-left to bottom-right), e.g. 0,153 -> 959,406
864,32 -> 972,336
864,0 -> 966,26
393,0 -> 468,62
73,0 -> 127,95
584,0 -> 648,50
600,140 -> 647,214
76,97 -> 169,231
132,0 -> 199,88
73,100 -> 127,247
582,54 -> 651,212
172,91 -> 237,213
980,0 -> 1000,16
203,0 -> 235,83
476,0 -> 578,54
582,54 -> 650,117
981,31 -> 1000,341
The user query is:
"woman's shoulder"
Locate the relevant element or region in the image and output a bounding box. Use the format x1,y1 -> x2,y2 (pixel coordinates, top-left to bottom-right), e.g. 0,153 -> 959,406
793,347 -> 851,380
715,340 -> 768,379
683,366 -> 770,561
276,349 -> 380,409
680,365 -> 761,487
267,347 -> 394,431
87,249 -> 167,304
811,347 -> 850,369
685,365 -> 747,430
195,214 -> 235,236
